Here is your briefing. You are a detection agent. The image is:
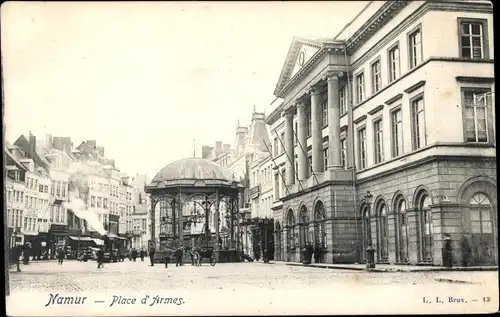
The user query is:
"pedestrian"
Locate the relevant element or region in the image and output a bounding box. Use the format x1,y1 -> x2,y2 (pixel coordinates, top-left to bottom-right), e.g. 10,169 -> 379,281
306,242 -> 314,264
57,248 -> 65,265
132,249 -> 137,262
175,248 -> 181,267
149,246 -> 155,267
313,243 -> 320,264
22,243 -> 30,265
180,247 -> 184,266
12,244 -> 22,272
140,249 -> 145,262
97,247 -> 105,269
443,234 -> 453,269
189,247 -> 195,266
263,249 -> 269,263
460,232 -> 472,267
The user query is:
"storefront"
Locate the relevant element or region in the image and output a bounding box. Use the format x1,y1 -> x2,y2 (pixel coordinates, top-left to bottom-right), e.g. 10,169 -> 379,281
48,224 -> 68,259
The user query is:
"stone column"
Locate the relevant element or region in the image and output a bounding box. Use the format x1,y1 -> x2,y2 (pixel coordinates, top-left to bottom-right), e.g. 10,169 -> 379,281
283,109 -> 295,186
327,72 -> 342,169
297,101 -> 308,180
311,88 -> 324,173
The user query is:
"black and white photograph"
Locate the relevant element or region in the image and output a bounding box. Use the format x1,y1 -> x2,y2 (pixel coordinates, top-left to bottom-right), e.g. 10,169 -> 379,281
2,1 -> 498,315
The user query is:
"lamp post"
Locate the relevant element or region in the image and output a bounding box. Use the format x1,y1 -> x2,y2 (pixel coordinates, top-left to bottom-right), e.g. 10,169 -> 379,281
364,191 -> 375,270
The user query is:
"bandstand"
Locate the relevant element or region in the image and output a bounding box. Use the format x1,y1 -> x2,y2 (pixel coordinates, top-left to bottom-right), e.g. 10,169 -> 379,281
145,158 -> 245,263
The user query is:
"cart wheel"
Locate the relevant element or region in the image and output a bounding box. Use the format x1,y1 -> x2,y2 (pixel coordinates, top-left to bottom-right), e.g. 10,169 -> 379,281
210,256 -> 216,266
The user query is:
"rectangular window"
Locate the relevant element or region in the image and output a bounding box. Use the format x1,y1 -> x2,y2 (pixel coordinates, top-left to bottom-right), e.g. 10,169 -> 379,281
104,198 -> 108,209
339,87 -> 347,115
462,89 -> 490,143
356,72 -> 365,103
91,196 -> 96,208
371,60 -> 381,93
358,127 -> 367,170
274,173 -> 280,200
411,96 -> 426,150
273,138 -> 278,157
391,108 -> 404,157
409,27 -> 422,69
388,44 -> 400,82
323,148 -> 328,171
307,112 -> 312,137
373,118 -> 384,164
459,20 -> 487,59
341,139 -> 347,168
322,101 -> 328,126
308,156 -> 313,175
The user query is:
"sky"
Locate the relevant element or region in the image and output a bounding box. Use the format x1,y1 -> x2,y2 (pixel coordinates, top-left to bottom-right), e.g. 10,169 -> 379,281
2,1 -> 369,178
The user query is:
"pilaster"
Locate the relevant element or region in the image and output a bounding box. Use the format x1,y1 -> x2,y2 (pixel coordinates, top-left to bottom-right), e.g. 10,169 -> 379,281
283,109 -> 295,186
296,101 -> 308,180
406,208 -> 420,265
387,213 -> 397,264
310,88 -> 324,173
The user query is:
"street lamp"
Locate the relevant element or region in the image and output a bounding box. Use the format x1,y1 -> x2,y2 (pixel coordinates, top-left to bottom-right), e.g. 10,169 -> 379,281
364,191 -> 375,269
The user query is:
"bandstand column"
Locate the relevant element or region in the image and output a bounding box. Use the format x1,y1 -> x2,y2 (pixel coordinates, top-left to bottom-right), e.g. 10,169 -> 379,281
283,109 -> 295,186
310,88 -> 324,173
150,198 -> 156,247
179,194 -> 184,248
297,101 -> 308,180
215,190 -> 220,261
327,72 -> 342,170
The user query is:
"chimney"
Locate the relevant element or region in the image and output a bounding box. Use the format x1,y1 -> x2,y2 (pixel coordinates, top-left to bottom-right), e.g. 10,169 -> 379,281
28,132 -> 36,160
215,141 -> 222,156
201,145 -> 213,159
223,144 -> 230,153
46,134 -> 53,149
97,146 -> 105,157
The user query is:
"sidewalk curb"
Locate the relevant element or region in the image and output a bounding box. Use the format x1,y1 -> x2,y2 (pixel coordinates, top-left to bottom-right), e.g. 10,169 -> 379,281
434,277 -> 481,285
258,261 -> 498,273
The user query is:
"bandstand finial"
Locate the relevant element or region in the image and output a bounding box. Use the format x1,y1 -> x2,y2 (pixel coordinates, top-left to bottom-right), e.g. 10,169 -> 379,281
193,138 -> 196,157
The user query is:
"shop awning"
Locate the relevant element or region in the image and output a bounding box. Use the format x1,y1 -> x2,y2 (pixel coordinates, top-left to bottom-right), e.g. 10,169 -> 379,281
93,238 -> 105,245
106,233 -> 127,240
69,236 -> 94,242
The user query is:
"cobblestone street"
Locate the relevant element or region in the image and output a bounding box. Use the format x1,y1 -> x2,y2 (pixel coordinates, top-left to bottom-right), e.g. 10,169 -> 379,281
7,260 -> 498,315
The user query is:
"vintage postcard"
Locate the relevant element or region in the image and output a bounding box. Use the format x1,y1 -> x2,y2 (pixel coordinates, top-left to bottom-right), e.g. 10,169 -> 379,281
2,1 -> 498,316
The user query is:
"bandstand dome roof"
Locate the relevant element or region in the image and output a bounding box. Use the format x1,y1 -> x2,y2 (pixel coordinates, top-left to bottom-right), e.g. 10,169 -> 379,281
147,157 -> 241,190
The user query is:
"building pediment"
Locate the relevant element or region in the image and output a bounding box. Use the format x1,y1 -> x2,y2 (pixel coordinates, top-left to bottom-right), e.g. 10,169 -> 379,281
273,37 -> 346,98
273,37 -> 322,97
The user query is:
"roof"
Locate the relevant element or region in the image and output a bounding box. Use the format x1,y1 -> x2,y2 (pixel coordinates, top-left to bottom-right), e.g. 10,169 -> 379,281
147,157 -> 244,190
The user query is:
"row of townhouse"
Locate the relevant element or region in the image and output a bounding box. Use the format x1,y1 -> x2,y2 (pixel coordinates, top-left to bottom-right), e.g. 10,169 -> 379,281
5,132 -> 150,258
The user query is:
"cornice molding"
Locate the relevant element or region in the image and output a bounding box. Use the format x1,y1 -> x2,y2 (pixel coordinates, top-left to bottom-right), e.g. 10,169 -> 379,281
404,80 -> 426,94
350,1 -> 492,70
346,1 -> 409,55
367,104 -> 384,116
456,76 -> 495,83
353,115 -> 367,125
385,93 -> 403,105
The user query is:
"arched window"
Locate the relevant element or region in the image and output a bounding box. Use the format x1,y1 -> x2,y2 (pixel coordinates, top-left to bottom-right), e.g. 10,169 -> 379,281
468,192 -> 496,265
314,201 -> 326,248
395,198 -> 409,263
286,209 -> 295,250
418,193 -> 433,261
377,202 -> 389,261
299,206 -> 308,249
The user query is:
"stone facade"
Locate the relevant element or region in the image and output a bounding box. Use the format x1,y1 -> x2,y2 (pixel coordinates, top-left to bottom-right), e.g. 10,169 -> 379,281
268,1 -> 496,266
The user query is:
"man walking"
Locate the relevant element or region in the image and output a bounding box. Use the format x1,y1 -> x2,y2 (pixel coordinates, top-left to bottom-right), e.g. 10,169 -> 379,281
149,246 -> 155,267
57,248 -> 65,265
12,244 -> 22,272
97,247 -> 104,269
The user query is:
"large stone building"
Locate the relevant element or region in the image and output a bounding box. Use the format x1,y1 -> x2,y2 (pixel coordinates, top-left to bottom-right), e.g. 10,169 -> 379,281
267,0 -> 495,266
